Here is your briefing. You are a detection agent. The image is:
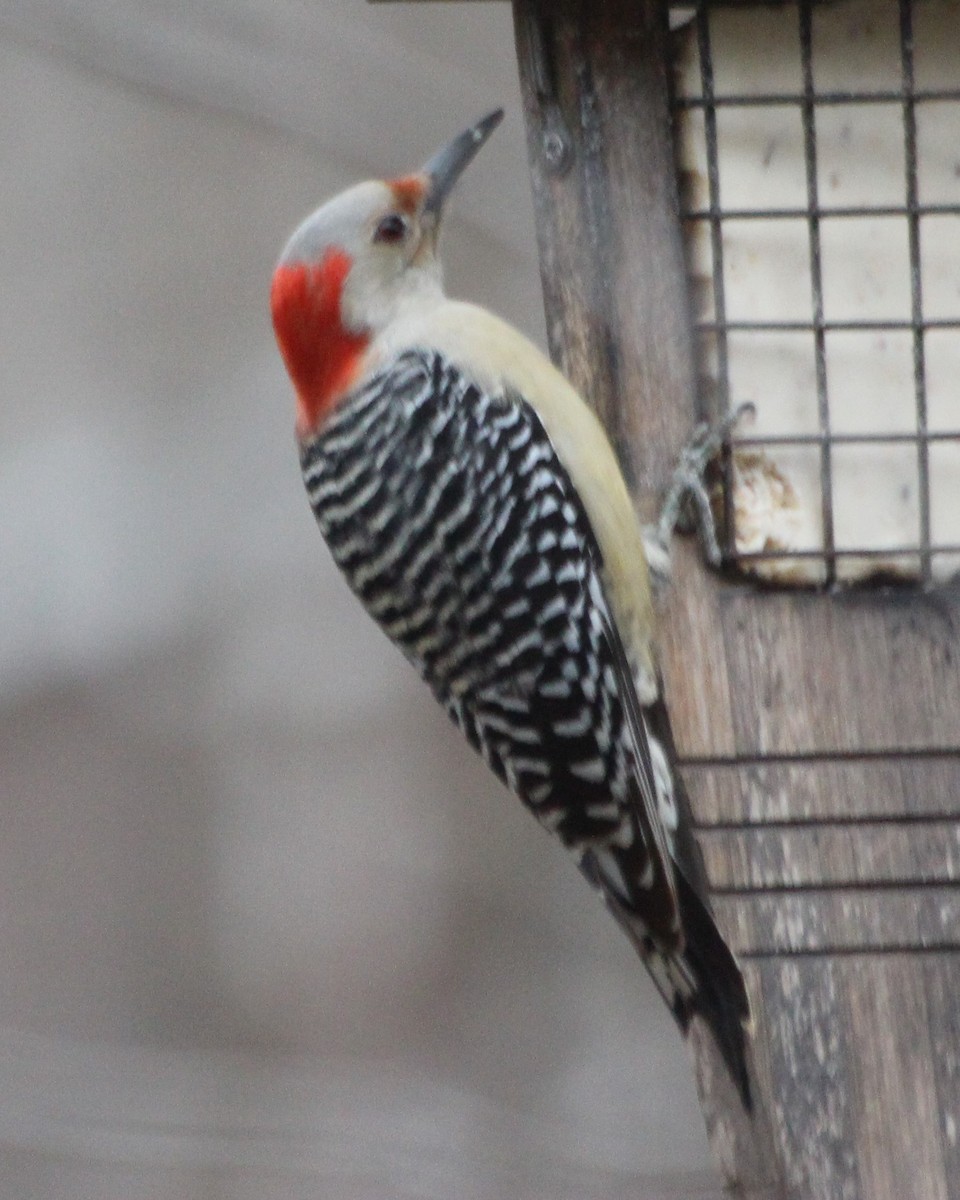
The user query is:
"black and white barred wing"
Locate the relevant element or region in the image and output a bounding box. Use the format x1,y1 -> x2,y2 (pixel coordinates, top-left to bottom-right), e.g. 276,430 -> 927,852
301,349 -> 681,948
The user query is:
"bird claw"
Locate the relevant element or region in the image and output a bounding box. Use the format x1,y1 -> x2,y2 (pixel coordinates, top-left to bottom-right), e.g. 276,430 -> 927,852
651,403 -> 755,572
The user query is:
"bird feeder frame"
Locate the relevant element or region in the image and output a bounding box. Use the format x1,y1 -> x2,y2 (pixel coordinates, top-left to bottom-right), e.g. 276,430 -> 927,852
676,0 -> 960,586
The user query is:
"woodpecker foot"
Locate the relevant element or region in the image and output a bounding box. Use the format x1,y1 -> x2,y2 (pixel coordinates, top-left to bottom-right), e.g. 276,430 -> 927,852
649,403 -> 755,572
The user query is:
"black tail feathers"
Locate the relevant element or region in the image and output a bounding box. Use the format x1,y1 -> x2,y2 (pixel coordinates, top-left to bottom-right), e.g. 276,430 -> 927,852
674,868 -> 753,1111
641,697 -> 753,1109
579,849 -> 753,1110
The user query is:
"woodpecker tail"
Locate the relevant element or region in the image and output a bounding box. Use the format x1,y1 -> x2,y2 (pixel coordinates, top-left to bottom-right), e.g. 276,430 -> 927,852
579,851 -> 752,1111
672,867 -> 753,1112
630,695 -> 753,1108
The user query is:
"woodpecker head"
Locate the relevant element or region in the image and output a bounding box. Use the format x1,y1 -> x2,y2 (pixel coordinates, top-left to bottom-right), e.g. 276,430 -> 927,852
271,108 -> 503,437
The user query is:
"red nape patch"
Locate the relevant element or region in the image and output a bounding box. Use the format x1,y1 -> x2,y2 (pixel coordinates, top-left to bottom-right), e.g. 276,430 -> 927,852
270,249 -> 370,437
388,174 -> 427,214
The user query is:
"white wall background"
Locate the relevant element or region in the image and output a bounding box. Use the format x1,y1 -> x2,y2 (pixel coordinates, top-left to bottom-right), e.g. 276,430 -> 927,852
0,3 -> 716,1196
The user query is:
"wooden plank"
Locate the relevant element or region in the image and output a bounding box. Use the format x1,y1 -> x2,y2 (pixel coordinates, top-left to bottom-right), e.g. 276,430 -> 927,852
683,755 -> 960,826
715,890 -> 960,956
846,959 -> 949,1200
660,542 -> 960,760
739,955 -> 960,1200
923,959 -> 960,1200
717,582 -> 960,757
512,0 -> 700,516
659,545 -> 740,759
699,820 -> 960,891
748,957 -> 858,1200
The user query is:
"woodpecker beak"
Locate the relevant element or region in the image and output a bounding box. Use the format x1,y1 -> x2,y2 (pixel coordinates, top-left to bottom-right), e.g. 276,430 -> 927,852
421,108 -> 504,225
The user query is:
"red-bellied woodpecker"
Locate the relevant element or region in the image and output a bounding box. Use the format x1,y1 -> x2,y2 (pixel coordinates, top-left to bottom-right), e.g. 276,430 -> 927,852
270,109 -> 751,1108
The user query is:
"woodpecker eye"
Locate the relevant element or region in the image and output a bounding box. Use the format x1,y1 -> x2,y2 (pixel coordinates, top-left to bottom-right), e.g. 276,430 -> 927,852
373,213 -> 409,245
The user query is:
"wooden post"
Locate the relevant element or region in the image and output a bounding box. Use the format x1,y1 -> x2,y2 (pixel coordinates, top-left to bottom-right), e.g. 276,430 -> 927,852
512,2 -> 960,1197
512,0 -> 697,517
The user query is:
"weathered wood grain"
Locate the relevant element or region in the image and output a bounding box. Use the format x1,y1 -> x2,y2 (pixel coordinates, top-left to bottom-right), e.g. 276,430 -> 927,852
716,584 -> 960,758
683,754 -> 960,825
747,957 -> 856,1200
660,542 -> 960,761
846,958 -> 949,1200
923,961 -> 960,1200
740,954 -> 960,1200
716,891 -> 960,956
512,0 -> 700,518
699,820 -> 960,890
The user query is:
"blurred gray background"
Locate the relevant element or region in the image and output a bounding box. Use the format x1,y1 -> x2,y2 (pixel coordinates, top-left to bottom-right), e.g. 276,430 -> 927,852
0,2 -> 717,1196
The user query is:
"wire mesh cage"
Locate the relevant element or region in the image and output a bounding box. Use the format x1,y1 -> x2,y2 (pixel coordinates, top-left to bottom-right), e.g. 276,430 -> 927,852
669,0 -> 960,587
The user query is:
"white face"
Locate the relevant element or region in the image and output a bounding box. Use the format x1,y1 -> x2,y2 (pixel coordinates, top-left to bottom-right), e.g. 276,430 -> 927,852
277,178 -> 444,337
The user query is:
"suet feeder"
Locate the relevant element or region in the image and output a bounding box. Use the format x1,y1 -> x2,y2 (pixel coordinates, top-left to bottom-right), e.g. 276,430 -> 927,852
517,1 -> 960,1193
673,0 -> 960,589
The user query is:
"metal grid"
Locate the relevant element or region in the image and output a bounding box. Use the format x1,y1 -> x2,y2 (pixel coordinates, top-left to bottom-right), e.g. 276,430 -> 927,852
669,0 -> 960,586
